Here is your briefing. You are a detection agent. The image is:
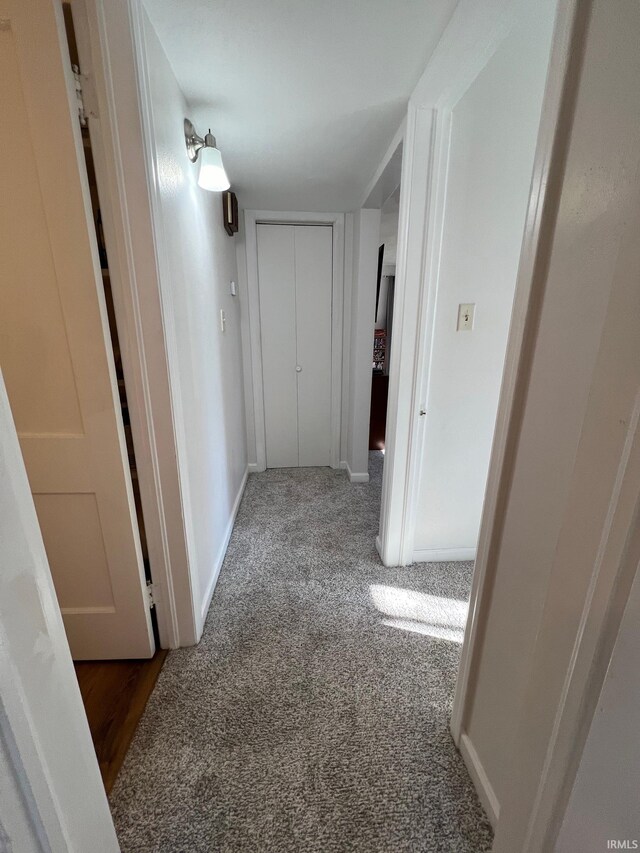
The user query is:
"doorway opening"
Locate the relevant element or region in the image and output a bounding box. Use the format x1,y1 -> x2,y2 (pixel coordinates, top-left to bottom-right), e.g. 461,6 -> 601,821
369,185 -> 399,454
357,136 -> 403,557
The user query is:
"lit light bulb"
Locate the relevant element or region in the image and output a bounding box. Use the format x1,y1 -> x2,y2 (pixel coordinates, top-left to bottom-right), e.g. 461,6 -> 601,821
197,145 -> 230,192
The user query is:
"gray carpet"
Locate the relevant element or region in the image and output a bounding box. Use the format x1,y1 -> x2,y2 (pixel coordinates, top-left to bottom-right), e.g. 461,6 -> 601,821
111,452 -> 493,852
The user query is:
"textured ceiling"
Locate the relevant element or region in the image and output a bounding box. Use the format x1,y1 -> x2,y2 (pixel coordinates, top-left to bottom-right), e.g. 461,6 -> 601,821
143,0 -> 458,211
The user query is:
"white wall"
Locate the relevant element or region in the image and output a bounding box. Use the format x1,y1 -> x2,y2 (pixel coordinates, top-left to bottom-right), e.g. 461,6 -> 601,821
377,190 -> 400,331
379,185 -> 400,271
375,276 -> 390,330
458,0 -> 640,845
345,208 -> 381,481
413,4 -> 555,558
556,562 -> 640,852
140,9 -> 247,634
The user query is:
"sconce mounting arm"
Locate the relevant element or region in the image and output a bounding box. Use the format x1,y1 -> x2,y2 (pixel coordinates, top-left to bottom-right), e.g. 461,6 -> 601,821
184,118 -> 217,163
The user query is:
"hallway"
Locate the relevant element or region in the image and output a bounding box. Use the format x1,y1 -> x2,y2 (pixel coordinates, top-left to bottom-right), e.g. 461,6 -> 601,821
110,454 -> 492,851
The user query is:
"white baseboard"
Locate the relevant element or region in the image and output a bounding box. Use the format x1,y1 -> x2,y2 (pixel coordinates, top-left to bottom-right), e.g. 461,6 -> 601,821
459,732 -> 500,829
199,467 -> 248,626
413,547 -> 476,563
247,462 -> 259,473
346,461 -> 369,483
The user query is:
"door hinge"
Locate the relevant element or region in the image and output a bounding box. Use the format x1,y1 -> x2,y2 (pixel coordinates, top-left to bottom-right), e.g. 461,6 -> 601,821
146,581 -> 156,609
72,64 -> 99,125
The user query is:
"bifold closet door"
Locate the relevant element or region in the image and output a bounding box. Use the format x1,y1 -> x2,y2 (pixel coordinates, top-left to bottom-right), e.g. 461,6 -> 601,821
294,225 -> 332,466
257,225 -> 299,467
257,223 -> 332,468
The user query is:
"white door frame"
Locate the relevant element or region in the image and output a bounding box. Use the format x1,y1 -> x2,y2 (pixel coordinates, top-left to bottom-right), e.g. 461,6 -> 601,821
244,210 -> 345,472
378,0 -> 524,568
374,0 -> 578,784
474,0 -> 640,847
73,0 -> 199,648
450,0 -> 578,744
377,105 -> 436,566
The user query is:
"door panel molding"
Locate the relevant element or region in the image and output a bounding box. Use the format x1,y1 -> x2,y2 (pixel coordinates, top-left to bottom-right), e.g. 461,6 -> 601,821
73,0 -> 199,648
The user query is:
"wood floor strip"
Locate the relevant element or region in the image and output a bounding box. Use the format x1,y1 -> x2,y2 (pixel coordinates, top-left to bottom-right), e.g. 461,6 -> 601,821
74,649 -> 168,794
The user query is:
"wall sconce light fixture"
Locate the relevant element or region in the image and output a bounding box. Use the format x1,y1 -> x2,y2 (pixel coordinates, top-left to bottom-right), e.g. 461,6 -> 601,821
184,118 -> 230,192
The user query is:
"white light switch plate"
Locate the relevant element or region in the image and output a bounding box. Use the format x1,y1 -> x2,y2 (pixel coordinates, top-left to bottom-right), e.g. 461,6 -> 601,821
457,303 -> 475,331
230,280 -> 237,296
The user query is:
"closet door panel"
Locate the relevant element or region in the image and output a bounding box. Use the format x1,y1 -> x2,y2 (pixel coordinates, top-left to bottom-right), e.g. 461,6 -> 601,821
257,224 -> 299,467
295,226 -> 332,467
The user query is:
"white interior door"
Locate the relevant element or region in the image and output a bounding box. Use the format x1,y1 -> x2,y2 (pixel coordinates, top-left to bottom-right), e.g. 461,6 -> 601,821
0,0 -> 154,659
257,224 -> 332,468
0,371 -> 119,850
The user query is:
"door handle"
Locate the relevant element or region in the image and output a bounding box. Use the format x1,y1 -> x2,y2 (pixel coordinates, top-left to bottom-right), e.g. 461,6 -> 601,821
296,366 -> 302,372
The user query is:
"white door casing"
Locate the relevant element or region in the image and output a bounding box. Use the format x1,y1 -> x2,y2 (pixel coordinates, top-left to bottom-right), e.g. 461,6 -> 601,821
377,0 -> 561,571
450,0 -> 578,743
0,0 -> 154,659
70,0 -> 198,650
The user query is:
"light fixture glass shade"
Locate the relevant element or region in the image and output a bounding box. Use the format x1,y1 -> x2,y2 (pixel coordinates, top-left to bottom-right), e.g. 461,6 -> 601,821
197,145 -> 230,191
